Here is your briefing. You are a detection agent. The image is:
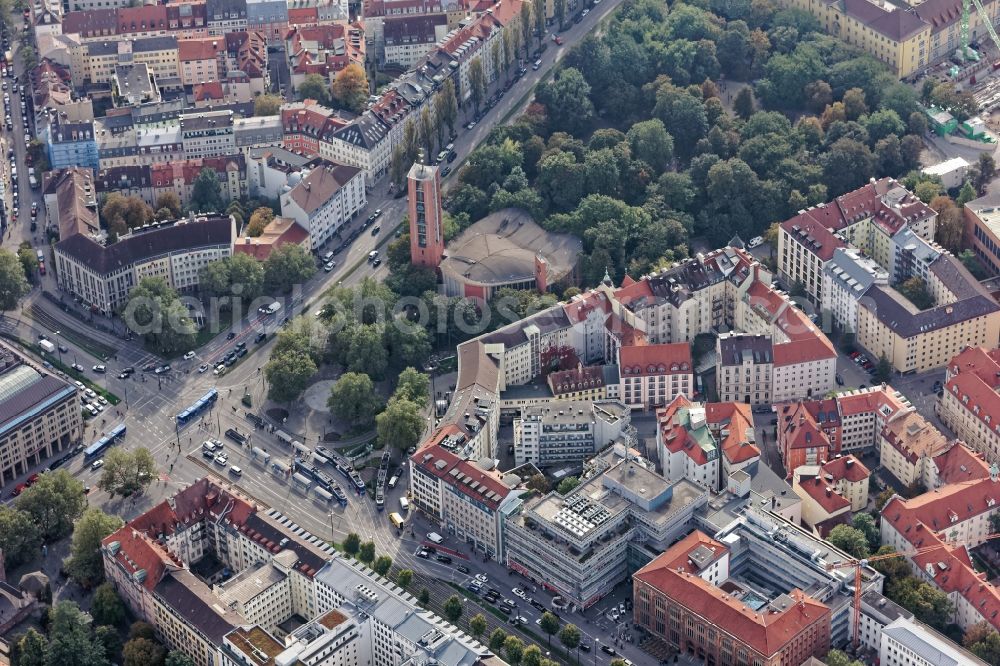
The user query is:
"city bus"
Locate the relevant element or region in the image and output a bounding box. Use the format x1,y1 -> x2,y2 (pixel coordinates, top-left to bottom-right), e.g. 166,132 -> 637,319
389,512 -> 405,530
84,423 -> 127,460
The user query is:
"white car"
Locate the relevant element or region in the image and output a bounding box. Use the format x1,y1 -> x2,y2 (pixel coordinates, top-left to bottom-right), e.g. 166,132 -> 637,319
183,351 -> 196,360
747,235 -> 764,248
213,364 -> 226,376
90,459 -> 104,470
512,588 -> 527,599
198,363 -> 209,373
214,453 -> 228,466
475,574 -> 488,583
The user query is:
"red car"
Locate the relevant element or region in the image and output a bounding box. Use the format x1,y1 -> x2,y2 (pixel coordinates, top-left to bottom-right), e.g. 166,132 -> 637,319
849,351 -> 860,359
26,473 -> 39,485
12,483 -> 26,496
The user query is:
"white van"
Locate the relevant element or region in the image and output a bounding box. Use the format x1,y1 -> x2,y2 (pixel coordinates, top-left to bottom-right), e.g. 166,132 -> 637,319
399,497 -> 409,511
427,532 -> 444,544
368,250 -> 379,262
229,466 -> 242,477
388,475 -> 398,489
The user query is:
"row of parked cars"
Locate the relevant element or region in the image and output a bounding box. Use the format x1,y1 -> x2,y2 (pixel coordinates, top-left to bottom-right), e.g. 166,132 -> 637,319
849,350 -> 878,374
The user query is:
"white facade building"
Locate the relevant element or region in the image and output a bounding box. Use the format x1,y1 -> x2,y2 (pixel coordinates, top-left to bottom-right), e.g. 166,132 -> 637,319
279,160 -> 366,248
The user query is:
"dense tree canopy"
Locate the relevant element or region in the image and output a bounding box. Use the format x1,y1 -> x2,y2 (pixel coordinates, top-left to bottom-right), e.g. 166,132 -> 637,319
444,0 -> 929,282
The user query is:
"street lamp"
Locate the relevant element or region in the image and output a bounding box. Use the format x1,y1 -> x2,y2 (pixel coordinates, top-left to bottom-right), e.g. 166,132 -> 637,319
54,330 -> 62,365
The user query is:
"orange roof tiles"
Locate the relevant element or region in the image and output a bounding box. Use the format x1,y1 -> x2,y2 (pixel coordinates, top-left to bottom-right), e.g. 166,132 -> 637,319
619,343 -> 692,377
932,442 -> 992,483
636,535 -> 831,658
705,402 -> 760,464
883,477 -> 1000,630
820,455 -> 870,483
178,37 -> 222,61
655,530 -> 728,571
103,526 -> 176,590
799,475 -> 851,514
413,431 -> 513,510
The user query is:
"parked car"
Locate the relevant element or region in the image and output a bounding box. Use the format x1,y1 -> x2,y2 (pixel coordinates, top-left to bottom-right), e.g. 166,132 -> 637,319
92,365 -> 106,373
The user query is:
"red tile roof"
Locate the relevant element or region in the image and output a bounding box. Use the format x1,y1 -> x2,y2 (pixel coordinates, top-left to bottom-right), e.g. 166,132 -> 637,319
613,278 -> 653,308
179,37 -> 222,61
412,430 -> 514,511
655,530 -> 728,572
779,402 -> 832,452
194,80 -> 224,101
620,343 -> 692,376
821,455 -> 870,483
944,347 -> 1000,444
932,442 -> 992,483
883,477 -> 1000,630
780,212 -> 847,262
773,336 -> 836,367
798,475 -> 851,514
884,478 -> 1000,538
705,402 -> 759,465
837,387 -> 906,417
102,526 -> 177,590
562,290 -> 611,323
636,535 -> 831,658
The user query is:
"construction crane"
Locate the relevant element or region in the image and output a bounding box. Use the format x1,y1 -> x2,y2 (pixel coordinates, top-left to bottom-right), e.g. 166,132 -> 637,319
960,0 -> 1000,63
826,532 -> 1000,651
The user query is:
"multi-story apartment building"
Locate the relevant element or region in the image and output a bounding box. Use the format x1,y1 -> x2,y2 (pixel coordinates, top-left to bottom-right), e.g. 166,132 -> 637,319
963,192 -> 1000,276
77,36 -> 180,85
879,410 -> 951,487
513,399 -> 631,467
103,478 -> 503,666
233,115 -> 282,153
409,424 -> 520,559
505,450 -> 708,609
938,346 -> 1000,464
879,616 -> 990,666
778,178 -> 935,306
178,37 -> 222,85
279,160 -> 367,248
61,4 -> 209,45
280,101 -> 349,156
716,334 -> 773,406
207,0 -> 248,34
858,254 -> 1000,373
656,395 -> 760,492
180,110 -> 236,159
791,455 -> 870,535
150,156 -> 246,209
618,342 -> 694,411
776,0 -> 1000,79
55,215 -> 235,314
44,166 -> 101,240
0,343 -> 82,489
382,14 -> 449,67
821,247 -> 888,334
777,386 -> 911,476
546,363 -> 620,402
882,469 -> 1000,631
245,0 -> 287,44
45,119 -> 99,171
779,180 -> 998,373
634,530 -> 832,666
